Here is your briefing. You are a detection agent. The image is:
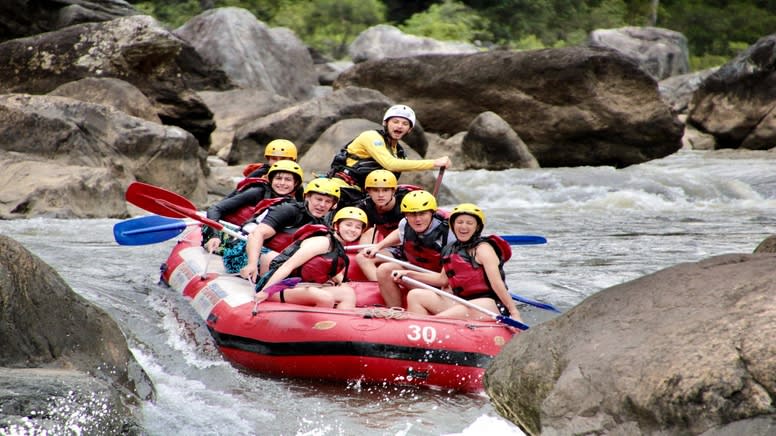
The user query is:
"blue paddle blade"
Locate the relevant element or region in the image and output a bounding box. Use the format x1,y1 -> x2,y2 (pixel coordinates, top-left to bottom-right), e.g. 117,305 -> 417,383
510,293 -> 561,313
501,235 -> 547,245
496,315 -> 530,330
113,215 -> 187,246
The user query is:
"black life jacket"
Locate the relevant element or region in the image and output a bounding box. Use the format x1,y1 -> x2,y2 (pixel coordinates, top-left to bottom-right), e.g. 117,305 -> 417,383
359,185 -> 420,239
327,130 -> 407,189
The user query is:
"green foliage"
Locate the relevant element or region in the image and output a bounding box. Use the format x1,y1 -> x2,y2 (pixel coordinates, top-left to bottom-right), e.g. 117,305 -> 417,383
689,53 -> 730,70
399,0 -> 491,43
271,0 -> 386,59
133,0 -> 203,28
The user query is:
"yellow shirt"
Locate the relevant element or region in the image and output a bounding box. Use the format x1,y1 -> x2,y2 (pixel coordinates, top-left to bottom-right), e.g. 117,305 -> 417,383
345,130 -> 435,172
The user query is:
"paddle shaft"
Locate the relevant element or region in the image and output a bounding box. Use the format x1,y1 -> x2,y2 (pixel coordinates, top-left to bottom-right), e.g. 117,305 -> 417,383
375,253 -> 559,313
432,167 -> 445,197
401,276 -> 528,330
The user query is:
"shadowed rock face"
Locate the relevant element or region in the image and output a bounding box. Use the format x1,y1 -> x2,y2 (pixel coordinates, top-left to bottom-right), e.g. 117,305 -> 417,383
0,235 -> 153,432
0,0 -> 139,42
689,34 -> 776,151
335,47 -> 683,168
485,253 -> 776,435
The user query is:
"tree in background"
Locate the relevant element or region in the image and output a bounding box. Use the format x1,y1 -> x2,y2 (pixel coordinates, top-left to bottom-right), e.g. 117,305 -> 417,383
271,0 -> 385,59
399,0 -> 492,44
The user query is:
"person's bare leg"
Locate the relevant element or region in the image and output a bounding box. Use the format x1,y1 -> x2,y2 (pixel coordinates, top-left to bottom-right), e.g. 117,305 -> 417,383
376,262 -> 405,308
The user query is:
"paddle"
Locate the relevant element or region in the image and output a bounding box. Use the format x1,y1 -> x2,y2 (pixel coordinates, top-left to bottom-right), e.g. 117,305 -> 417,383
432,167 -> 445,197
400,276 -> 529,330
501,235 -> 547,245
113,215 -> 188,246
125,182 -> 246,241
375,253 -> 560,313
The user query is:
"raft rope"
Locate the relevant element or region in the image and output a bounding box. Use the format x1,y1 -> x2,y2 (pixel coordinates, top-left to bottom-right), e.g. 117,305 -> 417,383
362,307 -> 408,320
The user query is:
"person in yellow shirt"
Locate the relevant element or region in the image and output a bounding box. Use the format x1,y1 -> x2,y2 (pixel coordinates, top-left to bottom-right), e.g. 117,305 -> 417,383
328,104 -> 451,207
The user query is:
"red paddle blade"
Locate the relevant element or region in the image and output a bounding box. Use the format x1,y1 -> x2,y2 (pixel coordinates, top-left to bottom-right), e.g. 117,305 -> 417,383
125,182 -> 197,219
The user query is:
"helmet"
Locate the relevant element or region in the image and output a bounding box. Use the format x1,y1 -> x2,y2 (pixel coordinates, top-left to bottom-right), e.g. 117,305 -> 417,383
400,190 -> 437,213
333,207 -> 368,227
264,139 -> 298,160
450,203 -> 485,226
364,169 -> 398,189
267,160 -> 303,182
383,104 -> 416,128
304,178 -> 340,200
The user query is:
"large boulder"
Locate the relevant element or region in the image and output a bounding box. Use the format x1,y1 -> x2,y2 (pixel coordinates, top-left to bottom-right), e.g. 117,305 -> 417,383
230,86 -> 428,164
588,27 -> 690,81
0,0 -> 138,41
485,253 -> 776,435
461,111 -> 539,170
174,7 -> 317,101
49,77 -> 162,124
198,88 -> 294,158
688,34 -> 776,151
349,24 -> 480,63
0,15 -> 231,146
0,94 -> 207,218
0,235 -> 153,432
334,47 -> 683,168
658,68 -> 718,115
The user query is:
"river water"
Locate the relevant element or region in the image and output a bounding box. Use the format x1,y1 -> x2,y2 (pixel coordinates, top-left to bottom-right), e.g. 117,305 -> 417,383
2,149 -> 775,435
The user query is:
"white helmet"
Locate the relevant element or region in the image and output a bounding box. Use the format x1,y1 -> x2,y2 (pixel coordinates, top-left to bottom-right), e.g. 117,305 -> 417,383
383,104 -> 416,128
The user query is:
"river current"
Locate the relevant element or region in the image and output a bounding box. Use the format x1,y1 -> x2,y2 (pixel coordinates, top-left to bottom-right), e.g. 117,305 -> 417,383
1,149 -> 775,435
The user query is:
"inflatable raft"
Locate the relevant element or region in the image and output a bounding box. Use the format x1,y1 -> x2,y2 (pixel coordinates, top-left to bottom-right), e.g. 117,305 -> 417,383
159,227 -> 515,392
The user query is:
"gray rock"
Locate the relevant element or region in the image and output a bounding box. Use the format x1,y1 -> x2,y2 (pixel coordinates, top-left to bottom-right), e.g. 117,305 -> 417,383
588,26 -> 690,80
754,235 -> 776,253
349,24 -> 479,63
0,235 -> 153,433
0,0 -> 138,41
0,15 -> 230,146
659,68 -> 718,115
462,111 -> 539,170
335,47 -> 683,168
689,34 -> 776,151
485,253 -> 776,435
175,7 -> 317,101
49,77 -> 162,123
0,94 -> 207,218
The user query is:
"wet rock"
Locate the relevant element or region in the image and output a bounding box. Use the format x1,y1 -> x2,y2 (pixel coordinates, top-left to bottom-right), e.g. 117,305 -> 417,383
485,253 -> 776,435
0,235 -> 153,433
335,47 -> 682,168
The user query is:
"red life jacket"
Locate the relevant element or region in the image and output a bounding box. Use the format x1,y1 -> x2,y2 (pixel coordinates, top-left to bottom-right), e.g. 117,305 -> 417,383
265,224 -> 349,284
221,187 -> 284,226
402,213 -> 451,272
242,162 -> 268,177
441,235 -> 511,299
261,202 -> 327,253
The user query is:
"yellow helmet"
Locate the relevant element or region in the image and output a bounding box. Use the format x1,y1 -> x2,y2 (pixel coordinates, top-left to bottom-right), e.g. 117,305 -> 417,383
450,203 -> 485,226
364,169 -> 398,189
400,190 -> 437,213
304,178 -> 340,200
264,139 -> 298,160
267,160 -> 303,182
333,207 -> 368,226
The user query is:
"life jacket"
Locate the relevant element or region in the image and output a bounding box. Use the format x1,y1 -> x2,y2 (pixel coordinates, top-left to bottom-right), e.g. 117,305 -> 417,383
257,202 -> 327,253
359,185 -> 420,239
441,235 -> 512,299
221,185 -> 282,225
242,162 -> 269,178
263,224 -> 349,286
402,213 -> 451,272
327,130 -> 407,188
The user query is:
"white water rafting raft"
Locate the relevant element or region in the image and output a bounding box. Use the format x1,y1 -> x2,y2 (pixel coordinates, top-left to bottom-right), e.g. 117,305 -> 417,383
158,227 -> 515,392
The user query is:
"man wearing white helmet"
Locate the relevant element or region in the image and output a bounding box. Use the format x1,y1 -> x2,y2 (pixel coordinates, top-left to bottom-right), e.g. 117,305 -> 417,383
328,104 -> 451,207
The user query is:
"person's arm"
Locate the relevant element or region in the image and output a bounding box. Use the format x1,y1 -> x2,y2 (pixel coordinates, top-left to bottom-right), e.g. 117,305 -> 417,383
362,228 -> 401,258
260,236 -> 329,289
240,223 -> 277,282
392,267 -> 448,288
351,131 -> 447,172
477,243 -> 520,317
206,187 -> 264,221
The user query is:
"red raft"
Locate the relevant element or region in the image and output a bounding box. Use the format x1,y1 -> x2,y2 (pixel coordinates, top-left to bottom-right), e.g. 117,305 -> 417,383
159,228 -> 515,392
